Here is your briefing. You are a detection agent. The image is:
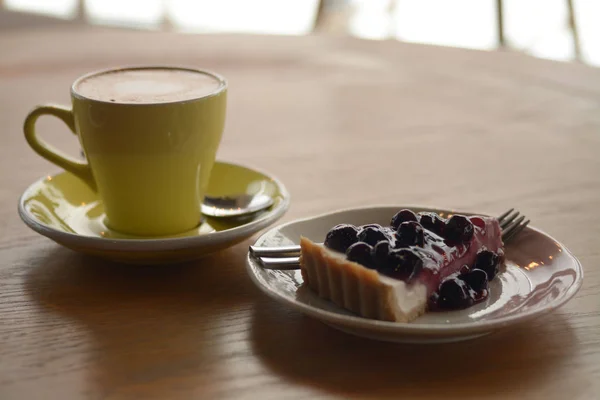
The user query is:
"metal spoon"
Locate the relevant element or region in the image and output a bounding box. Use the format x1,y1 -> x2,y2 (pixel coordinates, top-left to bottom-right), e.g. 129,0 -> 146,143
201,193 -> 274,218
78,151 -> 272,218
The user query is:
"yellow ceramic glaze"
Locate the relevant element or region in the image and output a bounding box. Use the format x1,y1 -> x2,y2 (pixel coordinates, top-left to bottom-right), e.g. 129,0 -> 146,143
19,161 -> 290,264
24,66 -> 227,236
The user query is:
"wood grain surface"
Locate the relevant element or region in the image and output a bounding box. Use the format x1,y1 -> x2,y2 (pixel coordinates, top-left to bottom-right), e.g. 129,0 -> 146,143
1,27 -> 599,400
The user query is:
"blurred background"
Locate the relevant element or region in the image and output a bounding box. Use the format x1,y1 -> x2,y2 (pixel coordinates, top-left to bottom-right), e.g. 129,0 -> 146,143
1,0 -> 598,67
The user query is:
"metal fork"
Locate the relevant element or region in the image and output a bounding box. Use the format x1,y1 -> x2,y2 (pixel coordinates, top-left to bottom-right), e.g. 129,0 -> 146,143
249,209 -> 530,270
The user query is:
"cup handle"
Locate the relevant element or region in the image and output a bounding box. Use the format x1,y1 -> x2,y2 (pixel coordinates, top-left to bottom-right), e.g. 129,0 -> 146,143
24,104 -> 96,191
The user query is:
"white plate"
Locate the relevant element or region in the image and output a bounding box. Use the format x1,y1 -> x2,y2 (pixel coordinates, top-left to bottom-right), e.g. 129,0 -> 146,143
246,206 -> 583,343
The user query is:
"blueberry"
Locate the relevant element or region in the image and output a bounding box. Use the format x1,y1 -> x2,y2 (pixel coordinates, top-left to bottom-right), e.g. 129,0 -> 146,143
378,248 -> 423,282
346,242 -> 374,268
324,224 -> 359,253
444,215 -> 474,244
474,250 -> 500,280
362,223 -> 383,230
419,212 -> 446,235
428,292 -> 440,309
395,221 -> 424,247
398,249 -> 424,280
372,241 -> 391,266
358,226 -> 389,246
390,209 -> 418,230
458,269 -> 489,293
437,278 -> 472,309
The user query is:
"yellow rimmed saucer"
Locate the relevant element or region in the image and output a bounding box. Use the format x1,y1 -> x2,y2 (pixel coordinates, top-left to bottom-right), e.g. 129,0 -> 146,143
19,161 -> 290,265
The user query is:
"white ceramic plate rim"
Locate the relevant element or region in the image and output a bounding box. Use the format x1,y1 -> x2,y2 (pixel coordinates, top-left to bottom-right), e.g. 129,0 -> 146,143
246,205 -> 584,335
18,160 -> 291,252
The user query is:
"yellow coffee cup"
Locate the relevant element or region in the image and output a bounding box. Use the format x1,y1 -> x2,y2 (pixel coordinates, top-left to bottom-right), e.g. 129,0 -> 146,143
24,66 -> 227,236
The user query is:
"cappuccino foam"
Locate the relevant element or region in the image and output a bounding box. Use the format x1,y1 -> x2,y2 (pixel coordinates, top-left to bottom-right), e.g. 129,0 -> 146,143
75,68 -> 222,104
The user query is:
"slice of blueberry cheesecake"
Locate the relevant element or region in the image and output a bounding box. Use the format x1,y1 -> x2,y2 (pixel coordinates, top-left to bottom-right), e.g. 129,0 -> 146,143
299,210 -> 504,322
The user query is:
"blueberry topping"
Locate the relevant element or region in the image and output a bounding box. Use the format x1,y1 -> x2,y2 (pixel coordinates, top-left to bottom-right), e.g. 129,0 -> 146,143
324,224 -> 359,253
458,269 -> 489,293
382,227 -> 397,239
346,242 -> 374,268
424,231 -> 443,243
358,226 -> 389,246
377,248 -> 423,282
431,244 -> 445,255
372,241 -> 391,266
419,212 -> 446,235
362,223 -> 383,230
329,211 -> 499,312
473,250 -> 500,280
444,215 -> 474,244
390,209 -> 418,230
395,221 -> 424,247
437,278 -> 472,309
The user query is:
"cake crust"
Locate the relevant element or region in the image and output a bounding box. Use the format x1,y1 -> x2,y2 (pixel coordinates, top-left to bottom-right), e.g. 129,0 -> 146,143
299,237 -> 427,322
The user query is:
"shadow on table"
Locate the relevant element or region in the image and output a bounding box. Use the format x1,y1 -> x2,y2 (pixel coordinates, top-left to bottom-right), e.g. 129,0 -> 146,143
23,245 -> 254,395
250,299 -> 579,399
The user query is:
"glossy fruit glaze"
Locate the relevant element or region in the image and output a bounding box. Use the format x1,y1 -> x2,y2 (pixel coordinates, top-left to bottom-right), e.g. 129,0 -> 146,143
323,210 -> 504,310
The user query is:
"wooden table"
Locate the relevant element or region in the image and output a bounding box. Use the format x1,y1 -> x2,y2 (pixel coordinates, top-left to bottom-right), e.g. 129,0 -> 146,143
1,27 -> 599,400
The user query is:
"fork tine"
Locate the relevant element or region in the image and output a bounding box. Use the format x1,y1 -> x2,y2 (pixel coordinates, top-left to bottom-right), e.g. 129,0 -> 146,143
256,256 -> 301,270
502,216 -> 527,242
504,215 -> 525,232
497,208 -> 514,222
503,220 -> 530,244
500,211 -> 520,229
249,245 -> 301,257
